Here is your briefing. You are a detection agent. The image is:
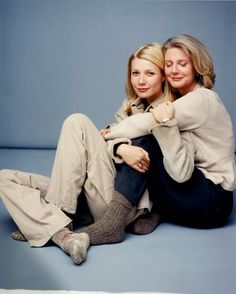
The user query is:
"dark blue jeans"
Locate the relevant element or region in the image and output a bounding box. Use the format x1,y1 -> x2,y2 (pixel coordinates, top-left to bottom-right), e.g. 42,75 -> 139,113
114,136 -> 233,228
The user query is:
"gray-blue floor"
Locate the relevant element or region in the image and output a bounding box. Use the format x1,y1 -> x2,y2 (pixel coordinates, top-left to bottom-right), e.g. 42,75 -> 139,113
0,149 -> 236,294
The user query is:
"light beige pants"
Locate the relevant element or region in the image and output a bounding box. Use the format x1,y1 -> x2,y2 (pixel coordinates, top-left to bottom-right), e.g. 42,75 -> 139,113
0,114 -> 118,247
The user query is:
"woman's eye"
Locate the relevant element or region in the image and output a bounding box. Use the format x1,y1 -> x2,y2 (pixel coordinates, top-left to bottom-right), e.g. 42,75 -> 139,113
179,60 -> 189,67
165,63 -> 172,68
147,72 -> 155,76
131,71 -> 139,76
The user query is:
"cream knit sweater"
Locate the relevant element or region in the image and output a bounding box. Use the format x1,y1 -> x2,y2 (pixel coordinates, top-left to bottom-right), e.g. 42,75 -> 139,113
105,87 -> 236,191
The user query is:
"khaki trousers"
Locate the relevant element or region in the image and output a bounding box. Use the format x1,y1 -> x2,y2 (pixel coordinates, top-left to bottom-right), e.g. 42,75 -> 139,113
0,114 -> 118,247
0,114 -> 149,247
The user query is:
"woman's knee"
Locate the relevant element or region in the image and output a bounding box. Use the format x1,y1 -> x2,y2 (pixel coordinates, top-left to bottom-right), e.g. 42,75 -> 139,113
62,113 -> 95,134
62,113 -> 89,128
0,169 -> 15,181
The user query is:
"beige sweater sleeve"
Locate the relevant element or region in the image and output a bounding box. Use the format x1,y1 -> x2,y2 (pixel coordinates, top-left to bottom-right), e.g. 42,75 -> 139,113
151,120 -> 195,182
106,137 -> 132,164
105,88 -> 210,140
105,112 -> 156,140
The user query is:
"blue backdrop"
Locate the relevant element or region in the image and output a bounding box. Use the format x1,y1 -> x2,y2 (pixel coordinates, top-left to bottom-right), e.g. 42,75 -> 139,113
1,0 -> 236,148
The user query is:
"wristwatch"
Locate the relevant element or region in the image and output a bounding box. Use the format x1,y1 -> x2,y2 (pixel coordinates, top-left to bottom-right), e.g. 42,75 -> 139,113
161,118 -> 171,123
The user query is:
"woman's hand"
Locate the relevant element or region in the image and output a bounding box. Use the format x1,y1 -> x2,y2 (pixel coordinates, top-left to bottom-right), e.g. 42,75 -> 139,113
150,101 -> 175,123
100,128 -> 111,138
116,144 -> 150,173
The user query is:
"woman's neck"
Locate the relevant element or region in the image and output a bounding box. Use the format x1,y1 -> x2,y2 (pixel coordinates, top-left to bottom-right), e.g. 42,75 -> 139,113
178,82 -> 198,96
145,93 -> 164,105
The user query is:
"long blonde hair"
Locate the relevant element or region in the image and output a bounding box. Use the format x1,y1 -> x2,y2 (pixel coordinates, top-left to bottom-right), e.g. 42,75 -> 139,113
162,34 -> 215,98
125,43 -> 173,114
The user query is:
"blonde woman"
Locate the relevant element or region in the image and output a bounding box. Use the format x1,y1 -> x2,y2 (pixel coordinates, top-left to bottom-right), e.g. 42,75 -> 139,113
0,43 -> 168,264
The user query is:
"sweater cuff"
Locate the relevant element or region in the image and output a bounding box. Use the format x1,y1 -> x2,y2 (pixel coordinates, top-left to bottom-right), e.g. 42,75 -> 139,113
150,118 -> 177,134
106,137 -> 132,164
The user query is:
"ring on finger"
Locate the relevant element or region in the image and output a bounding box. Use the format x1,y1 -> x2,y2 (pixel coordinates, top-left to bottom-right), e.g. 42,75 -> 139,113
139,163 -> 143,169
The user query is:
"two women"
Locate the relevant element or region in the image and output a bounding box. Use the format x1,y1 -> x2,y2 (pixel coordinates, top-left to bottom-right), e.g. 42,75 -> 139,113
0,34 -> 235,265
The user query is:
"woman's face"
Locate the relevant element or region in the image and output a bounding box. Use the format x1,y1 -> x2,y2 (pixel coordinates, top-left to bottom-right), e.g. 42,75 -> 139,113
130,57 -> 164,104
164,47 -> 197,95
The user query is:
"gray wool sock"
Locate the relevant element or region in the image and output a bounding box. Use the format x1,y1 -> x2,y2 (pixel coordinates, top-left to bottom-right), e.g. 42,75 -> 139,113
52,228 -> 90,265
80,191 -> 133,245
128,211 -> 161,235
12,229 -> 26,241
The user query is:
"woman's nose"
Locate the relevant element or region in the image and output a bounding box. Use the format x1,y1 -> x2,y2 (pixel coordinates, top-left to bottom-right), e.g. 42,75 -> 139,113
172,64 -> 178,73
138,75 -> 146,84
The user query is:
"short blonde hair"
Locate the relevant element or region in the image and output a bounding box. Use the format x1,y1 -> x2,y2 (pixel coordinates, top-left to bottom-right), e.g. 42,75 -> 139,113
125,43 -> 172,113
162,34 -> 215,94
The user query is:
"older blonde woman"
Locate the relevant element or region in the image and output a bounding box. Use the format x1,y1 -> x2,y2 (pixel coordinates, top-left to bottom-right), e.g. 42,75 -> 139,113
77,34 -> 235,263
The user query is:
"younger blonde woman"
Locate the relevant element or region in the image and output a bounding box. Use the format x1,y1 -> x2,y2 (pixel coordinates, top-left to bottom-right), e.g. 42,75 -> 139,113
0,43 -> 168,264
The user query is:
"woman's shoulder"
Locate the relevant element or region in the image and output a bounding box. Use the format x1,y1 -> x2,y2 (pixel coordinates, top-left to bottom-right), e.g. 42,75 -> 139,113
195,87 -> 219,97
176,87 -> 221,107
187,87 -> 220,101
173,86 -> 222,122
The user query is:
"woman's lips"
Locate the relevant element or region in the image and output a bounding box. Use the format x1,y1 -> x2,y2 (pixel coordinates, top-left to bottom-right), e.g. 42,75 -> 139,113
137,88 -> 149,92
170,77 -> 183,81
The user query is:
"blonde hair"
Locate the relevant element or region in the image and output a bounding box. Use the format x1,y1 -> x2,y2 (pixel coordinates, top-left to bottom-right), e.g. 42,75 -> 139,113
125,43 -> 173,114
162,34 -> 215,98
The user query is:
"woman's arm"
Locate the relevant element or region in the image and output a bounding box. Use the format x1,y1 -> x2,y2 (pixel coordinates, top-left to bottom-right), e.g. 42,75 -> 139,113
104,101 -> 175,140
105,89 -> 210,140
151,120 -> 195,182
104,112 -> 156,140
